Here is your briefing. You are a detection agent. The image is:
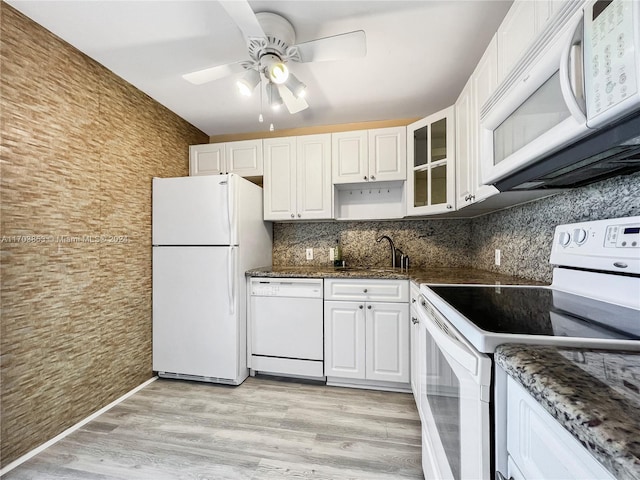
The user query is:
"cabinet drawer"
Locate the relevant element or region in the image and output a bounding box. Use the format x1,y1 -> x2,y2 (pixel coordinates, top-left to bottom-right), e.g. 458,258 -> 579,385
506,377 -> 614,480
324,279 -> 408,302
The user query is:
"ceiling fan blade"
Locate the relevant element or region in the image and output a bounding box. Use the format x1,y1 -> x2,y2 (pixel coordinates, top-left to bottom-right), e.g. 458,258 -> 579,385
219,0 -> 266,41
294,30 -> 366,63
182,62 -> 245,85
278,85 -> 309,114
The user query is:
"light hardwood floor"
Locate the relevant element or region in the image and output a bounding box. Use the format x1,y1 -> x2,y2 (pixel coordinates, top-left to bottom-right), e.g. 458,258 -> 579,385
4,376 -> 424,479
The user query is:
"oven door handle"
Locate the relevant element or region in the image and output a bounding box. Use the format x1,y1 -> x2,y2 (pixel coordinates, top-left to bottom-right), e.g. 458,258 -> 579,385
422,310 -> 479,377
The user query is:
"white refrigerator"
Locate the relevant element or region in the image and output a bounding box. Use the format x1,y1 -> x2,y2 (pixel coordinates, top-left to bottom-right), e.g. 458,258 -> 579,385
152,174 -> 272,385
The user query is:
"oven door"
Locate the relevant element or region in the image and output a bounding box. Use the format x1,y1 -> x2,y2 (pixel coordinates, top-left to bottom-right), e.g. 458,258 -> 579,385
418,295 -> 492,480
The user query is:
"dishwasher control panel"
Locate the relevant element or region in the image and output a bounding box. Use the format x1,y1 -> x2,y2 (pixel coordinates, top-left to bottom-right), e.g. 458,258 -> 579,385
250,278 -> 323,298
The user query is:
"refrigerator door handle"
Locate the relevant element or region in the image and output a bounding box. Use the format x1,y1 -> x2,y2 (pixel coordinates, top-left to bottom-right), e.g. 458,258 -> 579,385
226,175 -> 236,243
227,247 -> 236,315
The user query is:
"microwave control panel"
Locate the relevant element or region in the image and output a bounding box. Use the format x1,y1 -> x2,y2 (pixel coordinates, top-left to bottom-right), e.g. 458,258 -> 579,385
584,0 -> 640,127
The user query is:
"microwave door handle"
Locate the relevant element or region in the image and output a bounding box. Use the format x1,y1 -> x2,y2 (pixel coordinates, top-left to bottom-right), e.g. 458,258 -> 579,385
560,16 -> 587,122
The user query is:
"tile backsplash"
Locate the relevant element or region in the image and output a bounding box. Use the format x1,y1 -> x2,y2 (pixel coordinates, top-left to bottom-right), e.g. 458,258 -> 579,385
273,171 -> 640,283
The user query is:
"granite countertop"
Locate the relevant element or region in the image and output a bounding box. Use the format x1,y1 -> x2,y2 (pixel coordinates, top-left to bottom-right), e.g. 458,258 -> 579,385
496,344 -> 640,480
246,266 -> 545,286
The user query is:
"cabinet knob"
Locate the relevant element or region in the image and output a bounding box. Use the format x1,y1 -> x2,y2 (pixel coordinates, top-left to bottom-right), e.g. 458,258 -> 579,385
290,213 -> 295,218
464,194 -> 470,201
297,213 -> 301,218
471,194 -> 476,200
411,317 -> 419,324
367,305 -> 372,310
412,298 -> 416,303
364,176 -> 368,180
363,288 -> 368,293
446,204 -> 453,209
370,175 -> 376,180
359,305 -> 364,309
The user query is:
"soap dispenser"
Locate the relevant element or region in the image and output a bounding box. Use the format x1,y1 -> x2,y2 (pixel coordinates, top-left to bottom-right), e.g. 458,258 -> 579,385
333,239 -> 343,267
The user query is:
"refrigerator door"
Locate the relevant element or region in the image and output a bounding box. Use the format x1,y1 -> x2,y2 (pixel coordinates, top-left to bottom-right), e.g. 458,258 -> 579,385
152,175 -> 237,246
153,246 -> 239,381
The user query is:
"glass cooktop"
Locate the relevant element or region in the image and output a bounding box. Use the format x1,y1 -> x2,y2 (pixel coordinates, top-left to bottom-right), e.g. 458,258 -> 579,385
428,286 -> 640,340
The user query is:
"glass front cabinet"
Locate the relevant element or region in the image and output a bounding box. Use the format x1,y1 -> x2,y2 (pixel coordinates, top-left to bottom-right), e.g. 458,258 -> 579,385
407,106 -> 456,216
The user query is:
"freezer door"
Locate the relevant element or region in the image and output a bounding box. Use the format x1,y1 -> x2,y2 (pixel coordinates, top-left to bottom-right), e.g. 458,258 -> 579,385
152,175 -> 236,245
153,246 -> 239,380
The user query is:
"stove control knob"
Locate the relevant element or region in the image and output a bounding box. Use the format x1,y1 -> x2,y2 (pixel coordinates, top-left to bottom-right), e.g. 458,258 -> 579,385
558,231 -> 571,247
574,228 -> 588,245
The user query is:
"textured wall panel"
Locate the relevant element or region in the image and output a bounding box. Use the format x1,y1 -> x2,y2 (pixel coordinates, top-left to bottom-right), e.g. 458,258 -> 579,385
0,4 -> 208,466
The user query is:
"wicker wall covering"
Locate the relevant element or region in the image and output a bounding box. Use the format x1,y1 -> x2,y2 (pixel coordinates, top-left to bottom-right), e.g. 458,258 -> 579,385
0,4 -> 208,466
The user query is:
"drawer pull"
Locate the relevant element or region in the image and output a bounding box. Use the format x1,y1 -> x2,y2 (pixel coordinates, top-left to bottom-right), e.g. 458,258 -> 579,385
367,305 -> 372,310
363,288 -> 368,293
359,305 -> 364,309
411,317 -> 419,324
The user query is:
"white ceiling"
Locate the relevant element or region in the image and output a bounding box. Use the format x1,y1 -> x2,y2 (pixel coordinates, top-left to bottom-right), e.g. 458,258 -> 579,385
6,0 -> 512,136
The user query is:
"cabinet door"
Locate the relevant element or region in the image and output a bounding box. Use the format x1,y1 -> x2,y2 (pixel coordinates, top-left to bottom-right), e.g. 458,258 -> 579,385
225,139 -> 263,176
368,127 -> 407,182
189,144 -> 225,176
407,106 -> 456,216
332,130 -> 368,184
263,137 -> 296,221
324,301 -> 366,379
455,77 -> 474,208
497,0 -> 537,83
296,134 -> 333,220
365,302 -> 409,384
409,287 -> 420,405
472,35 -> 500,203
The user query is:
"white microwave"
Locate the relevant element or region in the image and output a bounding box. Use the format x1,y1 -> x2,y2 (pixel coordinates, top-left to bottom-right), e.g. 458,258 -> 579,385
481,0 -> 640,187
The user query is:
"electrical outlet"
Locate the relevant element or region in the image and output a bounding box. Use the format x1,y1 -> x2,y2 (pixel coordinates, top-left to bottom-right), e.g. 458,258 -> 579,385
306,248 -> 313,260
495,249 -> 501,266
329,247 -> 335,261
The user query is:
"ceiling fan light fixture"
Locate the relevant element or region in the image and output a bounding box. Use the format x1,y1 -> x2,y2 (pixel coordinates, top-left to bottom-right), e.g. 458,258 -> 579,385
266,81 -> 283,110
285,73 -> 307,99
236,68 -> 261,96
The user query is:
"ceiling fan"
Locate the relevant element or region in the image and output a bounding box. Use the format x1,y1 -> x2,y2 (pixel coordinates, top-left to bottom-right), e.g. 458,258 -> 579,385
182,1 -> 367,115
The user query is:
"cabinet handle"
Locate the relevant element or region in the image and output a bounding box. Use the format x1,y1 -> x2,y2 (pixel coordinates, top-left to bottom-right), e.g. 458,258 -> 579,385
363,288 -> 368,293
359,305 -> 364,309
411,317 -> 419,324
471,194 -> 476,200
367,305 -> 372,310
412,298 -> 416,303
370,175 -> 376,180
290,213 -> 294,218
364,176 -> 368,180
464,194 -> 470,201
446,204 -> 453,209
297,213 -> 301,218
495,472 -> 513,480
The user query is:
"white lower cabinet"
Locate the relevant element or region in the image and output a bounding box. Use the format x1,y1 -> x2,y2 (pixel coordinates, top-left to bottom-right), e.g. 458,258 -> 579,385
324,279 -> 410,390
503,376 -> 614,480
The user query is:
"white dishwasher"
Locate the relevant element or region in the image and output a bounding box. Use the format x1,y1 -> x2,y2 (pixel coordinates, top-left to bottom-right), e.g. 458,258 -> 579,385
249,277 -> 324,379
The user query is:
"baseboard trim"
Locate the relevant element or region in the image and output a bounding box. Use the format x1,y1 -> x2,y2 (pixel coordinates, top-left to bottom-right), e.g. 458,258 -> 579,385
0,376 -> 157,477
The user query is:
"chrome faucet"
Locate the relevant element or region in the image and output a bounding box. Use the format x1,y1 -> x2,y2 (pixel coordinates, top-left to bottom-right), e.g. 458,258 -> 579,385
376,235 -> 396,268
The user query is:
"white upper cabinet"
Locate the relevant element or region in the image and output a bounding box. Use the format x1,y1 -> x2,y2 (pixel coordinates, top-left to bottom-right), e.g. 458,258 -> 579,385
190,139 -> 263,177
332,127 -> 406,184
456,35 -> 500,209
224,140 -> 263,176
368,127 -> 407,182
496,0 -> 537,83
189,143 -> 225,176
332,130 -> 368,183
497,0 -> 562,84
263,134 -> 332,221
407,106 -> 456,216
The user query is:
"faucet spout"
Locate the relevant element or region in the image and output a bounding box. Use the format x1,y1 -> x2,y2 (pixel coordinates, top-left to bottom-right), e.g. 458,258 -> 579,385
376,235 -> 396,268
